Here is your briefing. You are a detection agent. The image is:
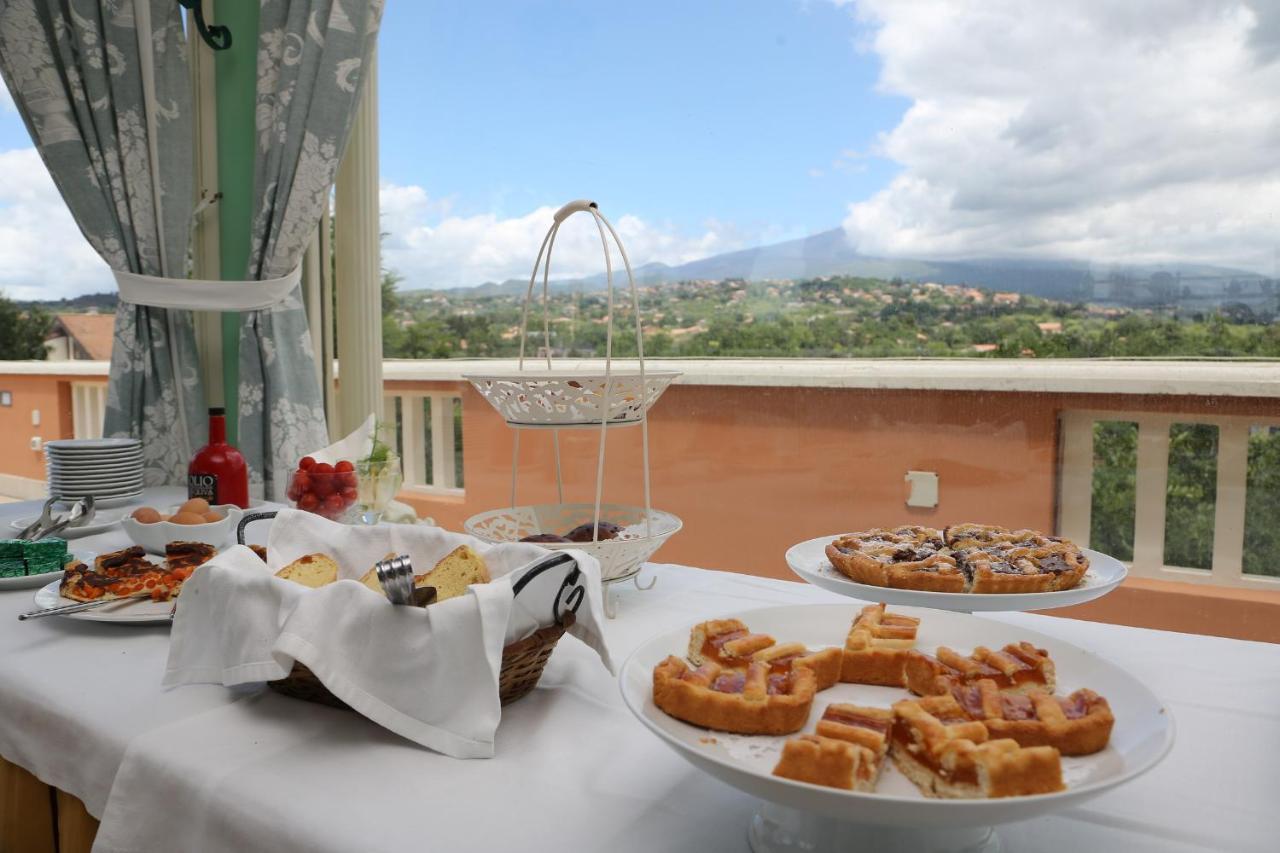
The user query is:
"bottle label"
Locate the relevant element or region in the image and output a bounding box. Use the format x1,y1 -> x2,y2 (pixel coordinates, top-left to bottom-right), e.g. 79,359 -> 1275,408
189,473 -> 218,503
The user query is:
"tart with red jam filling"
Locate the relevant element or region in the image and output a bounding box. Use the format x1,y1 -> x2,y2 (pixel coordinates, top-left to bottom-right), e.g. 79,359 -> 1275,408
652,657 -> 817,735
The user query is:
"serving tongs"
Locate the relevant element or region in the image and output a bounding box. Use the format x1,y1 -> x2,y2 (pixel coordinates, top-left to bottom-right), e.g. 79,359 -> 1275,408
17,496 -> 96,541
374,555 -> 436,607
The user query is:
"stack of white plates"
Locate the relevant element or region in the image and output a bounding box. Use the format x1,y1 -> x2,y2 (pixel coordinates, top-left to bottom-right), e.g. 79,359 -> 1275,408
45,438 -> 144,508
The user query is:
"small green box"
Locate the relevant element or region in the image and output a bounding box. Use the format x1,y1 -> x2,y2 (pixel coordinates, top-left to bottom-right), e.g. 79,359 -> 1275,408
0,540 -> 24,559
0,558 -> 26,578
23,538 -> 67,562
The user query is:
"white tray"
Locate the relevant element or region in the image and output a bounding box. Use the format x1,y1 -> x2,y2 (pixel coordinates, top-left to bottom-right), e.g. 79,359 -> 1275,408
786,537 -> 1127,612
464,369 -> 680,428
619,603 -> 1172,838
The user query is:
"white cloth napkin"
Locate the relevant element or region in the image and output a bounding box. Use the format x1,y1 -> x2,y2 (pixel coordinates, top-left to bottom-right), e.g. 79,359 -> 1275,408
163,510 -> 612,758
309,413 -> 376,465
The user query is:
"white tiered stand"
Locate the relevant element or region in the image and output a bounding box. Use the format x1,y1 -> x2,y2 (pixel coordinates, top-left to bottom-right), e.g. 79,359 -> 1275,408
465,200 -> 682,617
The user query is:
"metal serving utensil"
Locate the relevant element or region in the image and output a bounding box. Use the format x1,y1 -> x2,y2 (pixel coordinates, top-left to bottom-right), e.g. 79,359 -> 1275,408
39,497 -> 92,540
374,555 -> 415,606
16,497 -> 59,541
18,590 -> 154,621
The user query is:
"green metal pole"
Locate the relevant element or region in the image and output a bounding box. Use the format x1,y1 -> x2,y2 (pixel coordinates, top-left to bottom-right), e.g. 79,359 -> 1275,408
213,1 -> 259,446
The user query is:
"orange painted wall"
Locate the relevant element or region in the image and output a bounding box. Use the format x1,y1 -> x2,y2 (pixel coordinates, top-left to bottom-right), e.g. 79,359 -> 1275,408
398,382 -> 1280,581
0,375 -> 78,481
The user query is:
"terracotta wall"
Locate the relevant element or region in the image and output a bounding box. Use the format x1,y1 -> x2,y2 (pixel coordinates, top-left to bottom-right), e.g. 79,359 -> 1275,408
0,375 -> 76,481
397,382 -> 1280,580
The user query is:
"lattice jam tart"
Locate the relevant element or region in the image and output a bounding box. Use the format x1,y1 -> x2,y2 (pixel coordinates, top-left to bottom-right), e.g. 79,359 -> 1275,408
945,524 -> 1089,593
688,619 -> 842,691
826,527 -> 963,592
949,679 -> 1114,756
772,734 -> 876,791
906,642 -> 1056,696
652,657 -> 817,735
840,603 -> 920,686
890,694 -> 1065,799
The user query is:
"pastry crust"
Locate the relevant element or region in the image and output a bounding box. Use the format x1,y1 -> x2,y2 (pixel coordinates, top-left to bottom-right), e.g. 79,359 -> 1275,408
828,524 -> 1089,594
840,603 -> 920,686
772,734 -> 875,791
950,679 -> 1114,756
652,656 -> 816,735
906,642 -> 1055,696
826,527 -> 963,592
813,703 -> 891,790
689,619 -> 841,690
60,546 -> 190,603
890,695 -> 1064,799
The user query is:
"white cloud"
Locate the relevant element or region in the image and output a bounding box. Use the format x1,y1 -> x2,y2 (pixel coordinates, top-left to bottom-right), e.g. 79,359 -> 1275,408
0,147 -> 111,300
379,183 -> 748,289
841,0 -> 1280,273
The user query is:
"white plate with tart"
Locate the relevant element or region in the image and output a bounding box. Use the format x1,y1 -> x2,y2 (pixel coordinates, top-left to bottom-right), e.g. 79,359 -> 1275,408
786,525 -> 1127,612
619,603 -> 1172,843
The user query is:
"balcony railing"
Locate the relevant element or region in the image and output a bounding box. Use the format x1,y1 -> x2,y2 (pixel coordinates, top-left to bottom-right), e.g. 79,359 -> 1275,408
381,390 -> 464,495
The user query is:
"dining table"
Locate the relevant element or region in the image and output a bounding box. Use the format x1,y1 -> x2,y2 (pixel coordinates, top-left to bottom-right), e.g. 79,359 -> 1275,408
0,487 -> 1276,852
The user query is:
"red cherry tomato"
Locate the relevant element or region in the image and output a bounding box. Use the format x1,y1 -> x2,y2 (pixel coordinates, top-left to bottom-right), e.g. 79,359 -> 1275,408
334,460 -> 354,473
312,475 -> 334,499
313,462 -> 334,475
298,492 -> 320,512
323,493 -> 346,516
338,471 -> 358,490
286,481 -> 301,502
299,456 -> 316,471
292,471 -> 311,494
341,485 -> 359,503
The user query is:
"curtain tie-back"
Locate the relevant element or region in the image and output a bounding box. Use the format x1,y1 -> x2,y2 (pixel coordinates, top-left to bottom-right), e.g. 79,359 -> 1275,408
113,266 -> 302,311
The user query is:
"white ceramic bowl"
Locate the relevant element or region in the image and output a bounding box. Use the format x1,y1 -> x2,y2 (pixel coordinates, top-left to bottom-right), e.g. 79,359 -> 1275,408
120,504 -> 244,554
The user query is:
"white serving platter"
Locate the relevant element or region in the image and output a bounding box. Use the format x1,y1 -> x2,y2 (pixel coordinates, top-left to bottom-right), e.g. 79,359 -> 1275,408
32,578 -> 173,625
785,537 -> 1127,612
619,603 -> 1172,837
0,570 -> 65,591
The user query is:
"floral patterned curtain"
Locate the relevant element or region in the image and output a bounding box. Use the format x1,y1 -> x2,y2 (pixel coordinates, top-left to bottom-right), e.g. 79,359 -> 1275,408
0,0 -> 203,485
240,0 -> 384,501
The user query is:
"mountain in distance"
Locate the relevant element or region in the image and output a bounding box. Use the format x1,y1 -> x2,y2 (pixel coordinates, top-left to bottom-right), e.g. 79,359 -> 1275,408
409,228 -> 1273,310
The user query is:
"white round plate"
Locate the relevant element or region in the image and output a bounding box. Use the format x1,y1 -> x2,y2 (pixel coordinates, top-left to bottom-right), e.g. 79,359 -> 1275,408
48,458 -> 142,471
44,439 -> 141,452
49,477 -> 144,490
785,537 -> 1127,612
32,578 -> 173,625
8,508 -> 129,539
619,603 -> 1173,829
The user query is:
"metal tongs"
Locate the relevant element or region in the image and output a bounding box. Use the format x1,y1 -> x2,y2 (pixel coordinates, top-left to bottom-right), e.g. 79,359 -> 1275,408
16,496 -> 96,541
374,555 -> 436,607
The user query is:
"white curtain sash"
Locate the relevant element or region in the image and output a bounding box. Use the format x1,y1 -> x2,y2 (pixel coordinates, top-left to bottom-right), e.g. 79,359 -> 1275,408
113,266 -> 302,311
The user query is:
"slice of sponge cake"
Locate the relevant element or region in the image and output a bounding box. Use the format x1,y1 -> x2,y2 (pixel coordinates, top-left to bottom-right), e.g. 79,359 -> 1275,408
275,553 -> 339,588
415,545 -> 489,602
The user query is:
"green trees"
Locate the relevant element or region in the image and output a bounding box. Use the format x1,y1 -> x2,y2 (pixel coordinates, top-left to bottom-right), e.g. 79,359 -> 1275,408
0,293 -> 51,360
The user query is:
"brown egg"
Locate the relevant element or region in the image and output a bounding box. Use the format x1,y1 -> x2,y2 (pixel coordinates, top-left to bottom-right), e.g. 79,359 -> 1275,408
169,511 -> 209,525
179,498 -> 210,515
202,510 -> 223,523
131,507 -> 162,524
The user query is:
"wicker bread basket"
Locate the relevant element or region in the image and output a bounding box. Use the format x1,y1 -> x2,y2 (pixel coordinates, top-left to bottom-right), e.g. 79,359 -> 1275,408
238,512 -> 583,710
269,612 -> 575,708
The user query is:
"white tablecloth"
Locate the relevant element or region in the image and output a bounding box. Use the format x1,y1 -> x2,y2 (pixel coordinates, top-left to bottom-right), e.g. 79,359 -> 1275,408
0,491 -> 1277,852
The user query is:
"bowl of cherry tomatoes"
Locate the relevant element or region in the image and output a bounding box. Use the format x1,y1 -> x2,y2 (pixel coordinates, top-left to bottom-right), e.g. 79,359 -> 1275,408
286,457 -> 359,521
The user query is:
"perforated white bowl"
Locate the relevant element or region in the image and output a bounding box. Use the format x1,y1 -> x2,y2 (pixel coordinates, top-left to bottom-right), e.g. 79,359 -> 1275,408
464,370 -> 680,428
464,503 -> 682,582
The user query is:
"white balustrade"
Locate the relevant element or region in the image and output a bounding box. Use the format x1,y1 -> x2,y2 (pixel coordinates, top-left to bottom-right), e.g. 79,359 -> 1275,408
381,391 -> 463,495
70,382 -> 107,440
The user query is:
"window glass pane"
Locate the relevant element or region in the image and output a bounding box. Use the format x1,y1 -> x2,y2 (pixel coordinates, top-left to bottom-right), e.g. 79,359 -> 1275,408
1163,423 -> 1218,570
1090,421 -> 1137,562
1244,426 -> 1280,578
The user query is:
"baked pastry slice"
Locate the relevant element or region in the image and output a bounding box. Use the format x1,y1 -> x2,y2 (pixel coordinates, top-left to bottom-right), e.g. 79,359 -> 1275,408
689,619 -> 841,690
814,703 -> 892,789
772,735 -> 876,791
890,694 -> 1064,799
840,602 -> 920,686
906,642 -> 1055,696
60,548 -> 186,603
946,525 -> 1090,593
652,656 -> 817,735
165,541 -> 216,572
950,679 -> 1115,756
826,527 -> 963,592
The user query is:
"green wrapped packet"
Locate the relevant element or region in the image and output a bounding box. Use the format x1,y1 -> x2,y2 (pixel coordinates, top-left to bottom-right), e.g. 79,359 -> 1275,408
24,538 -> 67,562
0,539 -> 24,559
0,558 -> 26,578
25,559 -> 65,576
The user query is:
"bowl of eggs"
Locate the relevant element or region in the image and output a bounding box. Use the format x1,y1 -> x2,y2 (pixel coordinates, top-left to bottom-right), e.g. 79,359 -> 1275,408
120,498 -> 244,555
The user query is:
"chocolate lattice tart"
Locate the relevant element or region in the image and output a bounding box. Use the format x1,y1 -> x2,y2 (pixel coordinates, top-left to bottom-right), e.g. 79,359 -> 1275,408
826,523 -> 1089,594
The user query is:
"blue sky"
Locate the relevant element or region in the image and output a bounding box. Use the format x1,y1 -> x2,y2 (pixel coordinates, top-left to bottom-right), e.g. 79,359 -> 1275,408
377,0 -> 904,239
2,1 -> 1277,297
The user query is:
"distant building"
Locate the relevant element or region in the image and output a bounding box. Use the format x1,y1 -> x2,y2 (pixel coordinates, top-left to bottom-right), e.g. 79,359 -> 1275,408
1037,321 -> 1063,334
44,313 -> 114,361
971,343 -> 999,353
993,292 -> 1021,306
